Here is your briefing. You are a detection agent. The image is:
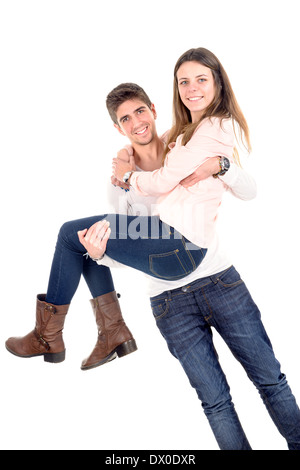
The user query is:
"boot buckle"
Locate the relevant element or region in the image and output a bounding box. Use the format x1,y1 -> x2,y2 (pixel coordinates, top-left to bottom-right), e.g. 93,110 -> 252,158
38,335 -> 50,351
45,304 -> 56,314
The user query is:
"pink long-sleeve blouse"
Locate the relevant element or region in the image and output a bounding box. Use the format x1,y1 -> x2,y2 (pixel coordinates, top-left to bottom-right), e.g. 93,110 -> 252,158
129,117 -> 234,248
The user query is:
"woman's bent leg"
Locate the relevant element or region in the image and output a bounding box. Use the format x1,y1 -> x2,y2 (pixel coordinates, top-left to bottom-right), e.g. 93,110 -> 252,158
45,216 -> 137,368
46,216 -> 115,305
6,216 -> 126,365
46,214 -> 205,305
105,214 -> 206,281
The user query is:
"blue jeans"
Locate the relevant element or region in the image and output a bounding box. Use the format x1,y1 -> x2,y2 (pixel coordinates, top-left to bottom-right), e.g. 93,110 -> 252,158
150,266 -> 300,450
46,214 -> 206,305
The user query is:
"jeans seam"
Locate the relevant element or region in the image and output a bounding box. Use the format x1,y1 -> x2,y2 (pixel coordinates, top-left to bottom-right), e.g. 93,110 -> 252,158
189,280 -> 213,293
200,287 -> 214,323
152,302 -> 170,320
217,279 -> 244,288
181,237 -> 196,271
174,250 -> 189,274
212,266 -> 244,288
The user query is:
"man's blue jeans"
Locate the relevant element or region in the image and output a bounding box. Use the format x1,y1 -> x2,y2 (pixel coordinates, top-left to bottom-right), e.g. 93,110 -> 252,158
150,266 -> 300,450
46,215 -> 206,305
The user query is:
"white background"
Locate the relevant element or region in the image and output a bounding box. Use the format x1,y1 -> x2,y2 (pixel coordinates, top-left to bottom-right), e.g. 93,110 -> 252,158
0,0 -> 299,451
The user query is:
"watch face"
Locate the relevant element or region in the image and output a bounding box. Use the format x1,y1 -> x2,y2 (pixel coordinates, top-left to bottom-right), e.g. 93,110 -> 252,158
123,171 -> 130,183
224,158 -> 230,170
222,157 -> 230,171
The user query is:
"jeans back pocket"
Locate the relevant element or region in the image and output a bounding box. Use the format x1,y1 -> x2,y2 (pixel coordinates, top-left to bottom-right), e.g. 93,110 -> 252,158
149,249 -> 193,280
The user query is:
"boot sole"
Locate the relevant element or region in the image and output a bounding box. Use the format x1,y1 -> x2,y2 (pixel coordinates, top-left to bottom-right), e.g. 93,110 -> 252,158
5,345 -> 66,364
116,338 -> 137,357
81,339 -> 138,371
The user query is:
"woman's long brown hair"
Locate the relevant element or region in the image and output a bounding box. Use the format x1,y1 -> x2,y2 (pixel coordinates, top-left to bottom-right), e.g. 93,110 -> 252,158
163,48 -> 251,165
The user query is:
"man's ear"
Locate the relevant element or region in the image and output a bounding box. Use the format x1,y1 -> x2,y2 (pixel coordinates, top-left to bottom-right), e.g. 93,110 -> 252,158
114,123 -> 126,136
151,103 -> 157,120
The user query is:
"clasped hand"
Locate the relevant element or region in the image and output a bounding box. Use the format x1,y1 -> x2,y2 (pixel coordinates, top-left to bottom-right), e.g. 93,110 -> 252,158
78,220 -> 111,260
112,149 -> 136,186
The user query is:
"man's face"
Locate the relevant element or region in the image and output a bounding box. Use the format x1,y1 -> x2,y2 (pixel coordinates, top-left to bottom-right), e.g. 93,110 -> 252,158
114,99 -> 157,146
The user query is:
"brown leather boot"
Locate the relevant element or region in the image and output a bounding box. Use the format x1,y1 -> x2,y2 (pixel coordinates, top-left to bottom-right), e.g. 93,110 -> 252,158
5,294 -> 69,363
81,291 -> 137,370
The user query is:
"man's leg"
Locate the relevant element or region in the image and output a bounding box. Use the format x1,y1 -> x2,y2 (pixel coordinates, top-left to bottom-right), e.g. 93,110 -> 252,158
150,286 -> 251,450
199,266 -> 300,450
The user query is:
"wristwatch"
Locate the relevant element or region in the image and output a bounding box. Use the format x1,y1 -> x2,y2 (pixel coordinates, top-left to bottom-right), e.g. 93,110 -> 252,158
213,156 -> 230,178
123,171 -> 133,184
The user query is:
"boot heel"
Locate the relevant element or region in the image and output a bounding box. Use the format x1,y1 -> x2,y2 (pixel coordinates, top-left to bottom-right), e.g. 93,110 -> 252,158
116,339 -> 137,358
44,350 -> 66,363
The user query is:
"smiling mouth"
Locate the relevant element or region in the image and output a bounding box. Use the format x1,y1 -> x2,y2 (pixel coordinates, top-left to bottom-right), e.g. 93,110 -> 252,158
135,126 -> 148,135
187,96 -> 203,102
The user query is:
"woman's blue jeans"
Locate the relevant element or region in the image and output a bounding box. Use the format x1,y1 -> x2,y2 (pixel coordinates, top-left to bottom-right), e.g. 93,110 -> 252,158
150,266 -> 300,450
46,214 -> 206,305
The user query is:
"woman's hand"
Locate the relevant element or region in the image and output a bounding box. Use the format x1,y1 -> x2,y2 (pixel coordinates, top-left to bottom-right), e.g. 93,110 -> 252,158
78,220 -> 111,260
179,157 -> 221,188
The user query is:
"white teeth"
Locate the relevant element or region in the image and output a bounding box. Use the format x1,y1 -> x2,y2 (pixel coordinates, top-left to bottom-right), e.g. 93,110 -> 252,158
136,127 -> 147,135
188,97 -> 203,101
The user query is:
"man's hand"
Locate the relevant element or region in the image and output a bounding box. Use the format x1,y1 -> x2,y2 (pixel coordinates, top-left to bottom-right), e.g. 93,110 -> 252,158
111,149 -> 136,188
180,157 -> 221,188
112,155 -> 135,182
111,175 -> 130,190
78,220 -> 111,260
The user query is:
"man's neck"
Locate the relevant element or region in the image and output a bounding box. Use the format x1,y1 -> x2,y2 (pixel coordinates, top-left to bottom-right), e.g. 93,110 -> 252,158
131,136 -> 164,171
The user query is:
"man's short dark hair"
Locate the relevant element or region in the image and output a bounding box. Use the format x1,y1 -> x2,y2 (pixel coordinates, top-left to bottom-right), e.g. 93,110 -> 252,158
106,83 -> 152,124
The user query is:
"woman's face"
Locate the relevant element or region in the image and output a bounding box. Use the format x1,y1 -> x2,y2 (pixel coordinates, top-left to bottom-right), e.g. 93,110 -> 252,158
177,61 -> 216,122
